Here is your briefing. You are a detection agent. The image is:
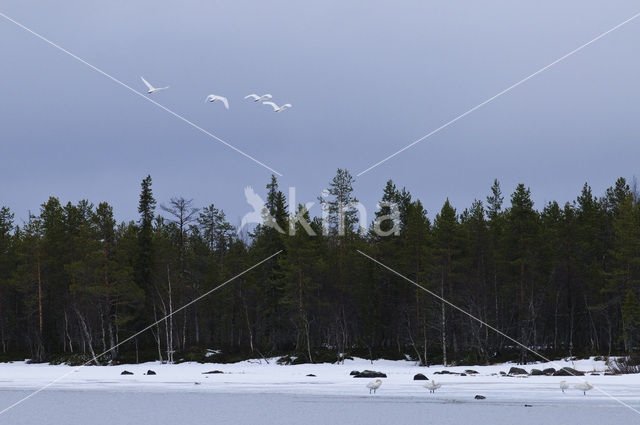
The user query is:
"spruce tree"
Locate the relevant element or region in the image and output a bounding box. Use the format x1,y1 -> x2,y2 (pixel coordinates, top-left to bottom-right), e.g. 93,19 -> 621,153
136,175 -> 156,299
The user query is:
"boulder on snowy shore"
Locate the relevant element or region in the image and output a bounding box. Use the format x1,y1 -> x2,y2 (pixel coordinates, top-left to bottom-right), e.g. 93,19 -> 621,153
121,370 -> 133,375
202,370 -> 224,374
508,367 -> 528,375
306,374 -> 316,377
542,368 -> 556,375
530,369 -> 544,376
413,373 -> 428,381
352,370 -> 387,378
474,395 -> 486,400
465,370 -> 479,375
145,370 -> 156,375
553,367 -> 584,376
350,370 -> 360,376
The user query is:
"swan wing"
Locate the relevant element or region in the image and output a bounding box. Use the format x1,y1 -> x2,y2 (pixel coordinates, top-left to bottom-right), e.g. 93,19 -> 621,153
263,101 -> 279,111
245,94 -> 259,100
141,77 -> 154,91
220,96 -> 229,109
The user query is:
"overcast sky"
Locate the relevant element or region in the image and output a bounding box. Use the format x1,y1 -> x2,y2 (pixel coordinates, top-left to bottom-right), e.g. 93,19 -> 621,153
1,0 -> 639,228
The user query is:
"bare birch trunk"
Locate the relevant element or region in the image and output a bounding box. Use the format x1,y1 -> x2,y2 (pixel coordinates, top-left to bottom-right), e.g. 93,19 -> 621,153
441,271 -> 447,367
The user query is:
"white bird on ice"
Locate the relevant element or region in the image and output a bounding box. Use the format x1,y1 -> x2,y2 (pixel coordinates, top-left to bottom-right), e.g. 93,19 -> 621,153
424,380 -> 441,393
263,101 -> 292,112
559,380 -> 569,393
367,379 -> 382,394
245,93 -> 272,102
205,94 -> 229,110
574,381 -> 594,395
141,77 -> 169,94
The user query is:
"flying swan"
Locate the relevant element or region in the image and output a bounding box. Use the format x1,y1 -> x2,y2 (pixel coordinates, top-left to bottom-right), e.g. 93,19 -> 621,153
425,380 -> 441,393
141,77 -> 169,94
263,101 -> 292,112
205,94 -> 229,110
574,381 -> 594,395
245,93 -> 272,102
367,379 -> 382,394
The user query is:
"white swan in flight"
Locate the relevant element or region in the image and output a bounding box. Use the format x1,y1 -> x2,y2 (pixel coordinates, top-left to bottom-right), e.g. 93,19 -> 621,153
559,380 -> 569,393
141,77 -> 169,94
245,93 -> 272,102
367,379 -> 382,394
425,380 -> 441,393
263,101 -> 292,112
574,381 -> 593,395
205,94 -> 229,110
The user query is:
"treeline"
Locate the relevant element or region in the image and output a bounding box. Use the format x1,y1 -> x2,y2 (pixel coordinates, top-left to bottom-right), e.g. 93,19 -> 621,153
0,171 -> 639,365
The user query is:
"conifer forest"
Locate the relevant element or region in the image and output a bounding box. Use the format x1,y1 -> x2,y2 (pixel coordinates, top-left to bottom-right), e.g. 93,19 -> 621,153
1,171 -> 639,366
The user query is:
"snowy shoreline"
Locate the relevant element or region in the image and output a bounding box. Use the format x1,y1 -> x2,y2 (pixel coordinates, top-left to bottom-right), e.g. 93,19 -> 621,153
0,356 -> 637,406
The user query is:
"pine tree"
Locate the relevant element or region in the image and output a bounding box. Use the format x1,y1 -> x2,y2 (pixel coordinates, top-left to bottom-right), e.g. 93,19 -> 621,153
433,199 -> 460,365
0,207 -> 14,353
280,205 -> 324,362
14,214 -> 45,360
506,184 -> 539,362
621,289 -> 640,353
136,175 -> 156,306
402,199 -> 431,364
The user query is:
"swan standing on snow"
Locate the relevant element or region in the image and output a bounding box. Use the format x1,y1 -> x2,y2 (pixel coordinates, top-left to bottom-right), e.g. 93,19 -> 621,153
141,77 -> 169,94
559,380 -> 569,393
575,381 -> 594,395
367,379 -> 382,394
425,380 -> 441,394
245,93 -> 272,102
263,101 -> 292,112
205,94 -> 229,110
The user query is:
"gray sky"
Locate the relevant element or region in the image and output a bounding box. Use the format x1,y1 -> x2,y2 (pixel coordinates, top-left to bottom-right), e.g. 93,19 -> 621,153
1,0 -> 639,228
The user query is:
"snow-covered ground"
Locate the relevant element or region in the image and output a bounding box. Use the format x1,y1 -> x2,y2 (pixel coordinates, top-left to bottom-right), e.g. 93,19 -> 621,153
0,356 -> 635,399
0,357 -> 638,424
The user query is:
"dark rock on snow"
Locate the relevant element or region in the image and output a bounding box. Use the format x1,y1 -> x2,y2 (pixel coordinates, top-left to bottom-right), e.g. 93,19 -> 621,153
465,370 -> 479,375
552,367 -> 584,376
352,370 -> 387,378
460,373 -> 467,376
121,370 -> 133,375
530,369 -> 544,376
145,370 -> 156,375
350,370 -> 360,376
474,395 -> 486,399
434,370 -> 454,375
508,367 -> 528,375
413,373 -> 429,381
202,370 -> 224,374
306,374 -> 316,377
542,368 -> 556,375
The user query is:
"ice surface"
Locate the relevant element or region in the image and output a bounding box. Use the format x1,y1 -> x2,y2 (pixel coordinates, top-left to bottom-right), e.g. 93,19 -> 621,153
0,390 -> 637,425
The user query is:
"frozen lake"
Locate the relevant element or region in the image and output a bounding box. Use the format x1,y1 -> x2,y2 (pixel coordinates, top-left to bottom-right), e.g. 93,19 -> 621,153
0,357 -> 637,424
0,390 -> 636,425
